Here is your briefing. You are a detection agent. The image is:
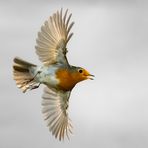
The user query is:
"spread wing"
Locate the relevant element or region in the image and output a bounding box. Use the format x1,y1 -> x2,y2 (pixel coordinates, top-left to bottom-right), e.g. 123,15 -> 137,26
35,9 -> 74,66
42,87 -> 73,140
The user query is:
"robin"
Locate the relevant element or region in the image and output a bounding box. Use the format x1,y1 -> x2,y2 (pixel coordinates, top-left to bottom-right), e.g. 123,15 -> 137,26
13,9 -> 94,140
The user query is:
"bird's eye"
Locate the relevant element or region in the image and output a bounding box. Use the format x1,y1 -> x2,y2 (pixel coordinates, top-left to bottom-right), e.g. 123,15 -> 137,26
78,69 -> 83,73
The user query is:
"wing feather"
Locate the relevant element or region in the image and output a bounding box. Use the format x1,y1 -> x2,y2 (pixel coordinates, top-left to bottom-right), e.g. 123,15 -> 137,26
35,9 -> 74,66
42,87 -> 72,140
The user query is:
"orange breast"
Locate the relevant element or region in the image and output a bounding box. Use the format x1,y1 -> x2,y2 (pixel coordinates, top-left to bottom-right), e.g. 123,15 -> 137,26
56,69 -> 81,91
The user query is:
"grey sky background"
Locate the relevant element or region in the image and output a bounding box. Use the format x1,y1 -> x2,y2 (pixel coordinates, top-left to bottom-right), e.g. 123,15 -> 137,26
0,0 -> 148,148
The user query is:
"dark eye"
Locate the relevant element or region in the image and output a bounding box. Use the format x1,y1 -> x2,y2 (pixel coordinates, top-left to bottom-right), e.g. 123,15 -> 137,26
78,69 -> 83,73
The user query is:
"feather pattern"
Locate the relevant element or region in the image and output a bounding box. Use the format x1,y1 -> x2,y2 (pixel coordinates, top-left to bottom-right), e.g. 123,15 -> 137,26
42,87 -> 73,140
13,57 -> 38,93
35,9 -> 74,66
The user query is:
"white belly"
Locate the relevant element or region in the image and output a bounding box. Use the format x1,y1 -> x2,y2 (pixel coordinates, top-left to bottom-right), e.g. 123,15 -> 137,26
30,65 -> 59,87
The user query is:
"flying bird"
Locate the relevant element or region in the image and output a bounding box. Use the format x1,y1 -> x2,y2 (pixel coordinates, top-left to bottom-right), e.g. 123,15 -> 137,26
13,9 -> 94,140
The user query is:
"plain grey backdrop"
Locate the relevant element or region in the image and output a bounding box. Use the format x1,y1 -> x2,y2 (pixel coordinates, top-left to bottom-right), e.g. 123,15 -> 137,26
0,0 -> 148,148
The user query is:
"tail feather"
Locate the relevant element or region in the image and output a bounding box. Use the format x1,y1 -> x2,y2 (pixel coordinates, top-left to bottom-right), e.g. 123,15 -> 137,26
14,57 -> 36,68
13,65 -> 29,72
13,57 -> 38,93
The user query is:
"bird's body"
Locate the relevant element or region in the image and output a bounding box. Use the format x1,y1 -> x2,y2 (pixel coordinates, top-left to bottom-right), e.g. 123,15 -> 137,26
30,64 -> 60,88
13,9 -> 93,140
27,63 -> 89,91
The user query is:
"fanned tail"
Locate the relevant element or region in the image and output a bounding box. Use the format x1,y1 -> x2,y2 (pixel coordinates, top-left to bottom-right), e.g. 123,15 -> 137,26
13,57 -> 38,93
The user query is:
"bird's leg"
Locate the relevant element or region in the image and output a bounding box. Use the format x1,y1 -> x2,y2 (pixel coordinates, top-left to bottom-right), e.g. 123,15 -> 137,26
30,82 -> 41,90
24,71 -> 41,85
29,71 -> 41,82
22,71 -> 41,91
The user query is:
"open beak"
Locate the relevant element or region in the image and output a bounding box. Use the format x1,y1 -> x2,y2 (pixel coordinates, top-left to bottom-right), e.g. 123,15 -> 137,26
83,69 -> 95,80
87,74 -> 95,80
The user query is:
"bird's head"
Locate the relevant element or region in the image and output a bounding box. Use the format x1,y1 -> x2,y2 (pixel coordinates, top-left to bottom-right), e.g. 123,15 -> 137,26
72,67 -> 94,82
